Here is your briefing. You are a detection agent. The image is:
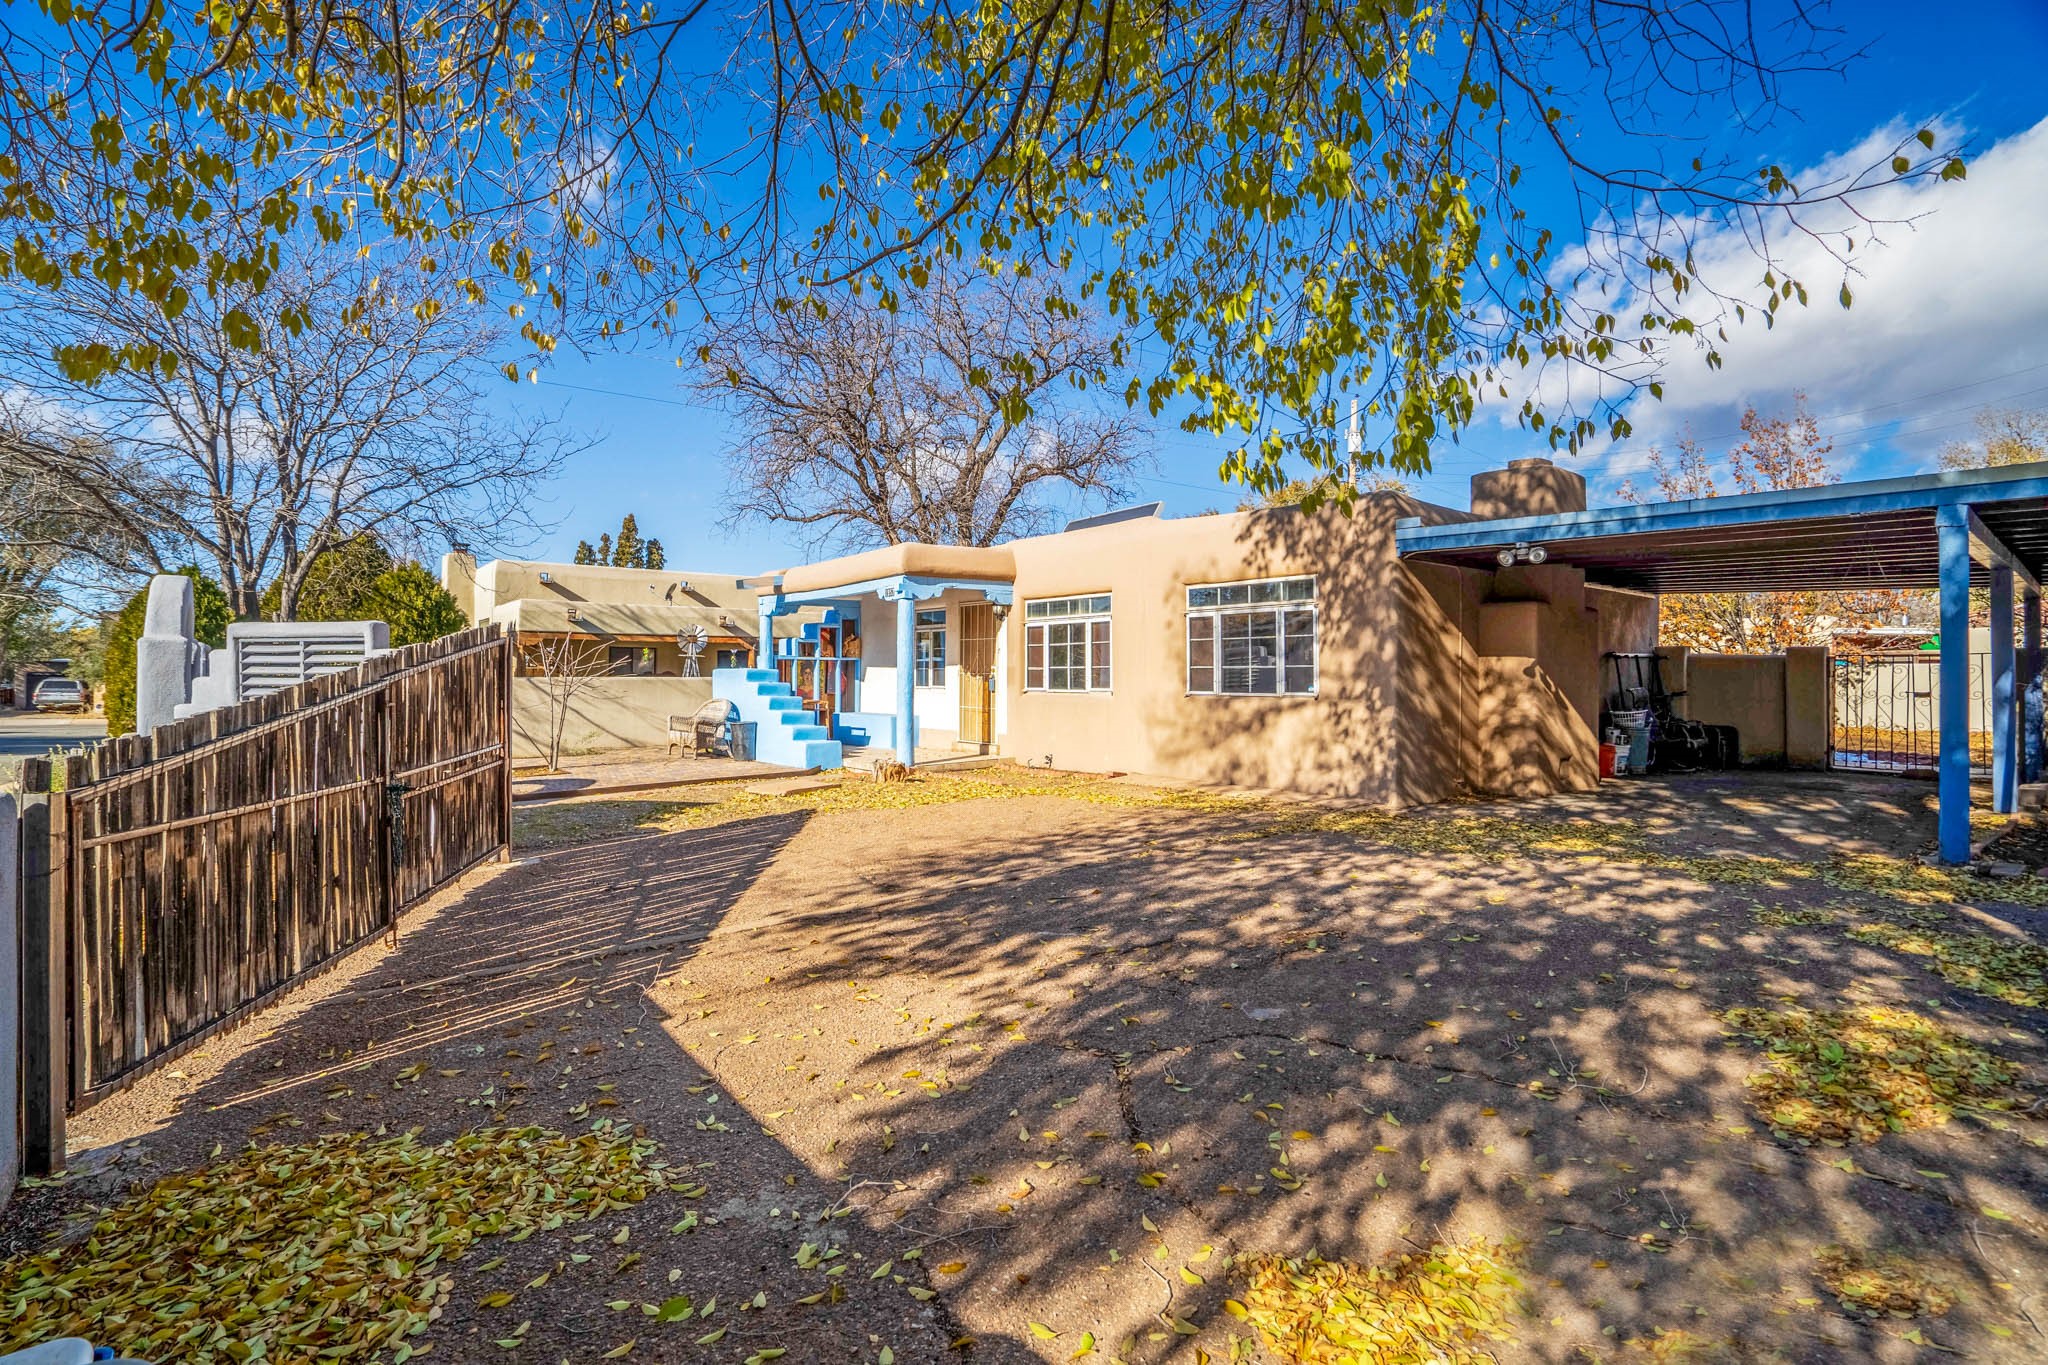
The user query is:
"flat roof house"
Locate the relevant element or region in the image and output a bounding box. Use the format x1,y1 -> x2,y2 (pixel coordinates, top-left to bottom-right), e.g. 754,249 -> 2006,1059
441,553 -> 768,758
717,457 -> 1656,803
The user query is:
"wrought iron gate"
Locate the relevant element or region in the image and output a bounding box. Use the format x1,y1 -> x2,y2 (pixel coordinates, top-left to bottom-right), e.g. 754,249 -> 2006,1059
1830,650 -> 1990,774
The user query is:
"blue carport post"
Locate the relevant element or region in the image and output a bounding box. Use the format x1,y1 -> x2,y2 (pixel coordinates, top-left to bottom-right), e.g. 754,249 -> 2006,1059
893,589 -> 917,766
2025,589 -> 2043,785
1992,564 -> 2017,813
1937,507 -> 1974,863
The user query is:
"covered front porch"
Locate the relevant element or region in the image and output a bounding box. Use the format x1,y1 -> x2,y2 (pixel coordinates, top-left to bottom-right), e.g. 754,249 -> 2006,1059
720,544 -> 1016,769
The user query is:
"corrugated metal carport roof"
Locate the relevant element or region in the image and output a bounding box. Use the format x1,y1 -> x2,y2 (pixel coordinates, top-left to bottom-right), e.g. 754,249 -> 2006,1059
1395,462 -> 2048,594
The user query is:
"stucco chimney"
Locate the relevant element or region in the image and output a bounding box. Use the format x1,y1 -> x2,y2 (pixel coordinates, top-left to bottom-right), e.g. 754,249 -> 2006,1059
440,548 -> 482,625
1470,457 -> 1587,521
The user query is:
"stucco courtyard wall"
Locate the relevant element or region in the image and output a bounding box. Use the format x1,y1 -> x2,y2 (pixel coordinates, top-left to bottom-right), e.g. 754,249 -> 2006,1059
1662,646 -> 1829,768
512,676 -> 714,762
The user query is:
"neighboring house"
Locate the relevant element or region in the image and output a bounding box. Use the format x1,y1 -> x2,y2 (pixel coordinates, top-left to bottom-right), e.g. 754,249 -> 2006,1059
440,554 -> 769,759
716,457 -> 1657,802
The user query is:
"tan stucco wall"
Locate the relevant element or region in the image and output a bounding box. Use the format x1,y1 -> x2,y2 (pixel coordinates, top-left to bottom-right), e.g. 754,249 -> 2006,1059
1684,653 -> 1789,763
987,495 -> 1648,805
1784,647 -> 1830,769
512,676 -> 715,761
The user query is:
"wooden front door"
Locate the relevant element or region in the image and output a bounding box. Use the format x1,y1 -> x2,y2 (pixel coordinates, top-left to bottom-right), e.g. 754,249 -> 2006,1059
958,603 -> 997,748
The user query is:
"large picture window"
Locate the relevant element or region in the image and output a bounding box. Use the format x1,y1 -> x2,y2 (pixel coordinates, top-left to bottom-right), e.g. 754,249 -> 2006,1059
1186,576 -> 1316,696
915,608 -> 947,687
1023,595 -> 1112,692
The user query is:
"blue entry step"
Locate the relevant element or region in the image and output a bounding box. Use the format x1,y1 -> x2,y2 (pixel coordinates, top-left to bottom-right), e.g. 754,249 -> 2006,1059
712,668 -> 844,770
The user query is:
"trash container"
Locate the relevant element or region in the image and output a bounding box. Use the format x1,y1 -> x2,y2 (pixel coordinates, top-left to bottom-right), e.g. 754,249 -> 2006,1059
729,721 -> 757,762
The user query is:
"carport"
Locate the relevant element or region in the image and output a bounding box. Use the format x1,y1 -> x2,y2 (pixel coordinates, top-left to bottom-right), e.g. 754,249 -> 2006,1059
1395,462 -> 2048,863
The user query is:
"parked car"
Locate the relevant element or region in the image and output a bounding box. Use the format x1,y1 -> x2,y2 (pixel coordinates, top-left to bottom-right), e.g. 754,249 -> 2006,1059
32,677 -> 88,712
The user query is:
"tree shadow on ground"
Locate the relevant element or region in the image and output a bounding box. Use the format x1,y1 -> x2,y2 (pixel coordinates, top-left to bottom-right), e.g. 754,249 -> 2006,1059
641,777 -> 2048,1363
17,812 -> 1037,1363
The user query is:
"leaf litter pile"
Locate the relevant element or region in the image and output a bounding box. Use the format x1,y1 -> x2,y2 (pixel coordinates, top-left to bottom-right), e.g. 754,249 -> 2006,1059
1813,1244 -> 1957,1320
0,1123 -> 668,1363
1848,920 -> 2048,1007
1720,1005 -> 2024,1144
1229,1240 -> 1522,1365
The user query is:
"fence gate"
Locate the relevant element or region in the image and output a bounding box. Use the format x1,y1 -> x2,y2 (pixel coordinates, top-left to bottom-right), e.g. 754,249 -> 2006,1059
1830,649 -> 1990,774
14,625 -> 513,1169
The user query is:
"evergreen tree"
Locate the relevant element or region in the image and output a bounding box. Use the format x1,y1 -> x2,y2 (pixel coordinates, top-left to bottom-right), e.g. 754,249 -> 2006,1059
612,514 -> 643,568
596,532 -> 612,564
259,533 -> 392,620
572,539 -> 596,565
361,563 -> 470,646
644,538 -> 665,571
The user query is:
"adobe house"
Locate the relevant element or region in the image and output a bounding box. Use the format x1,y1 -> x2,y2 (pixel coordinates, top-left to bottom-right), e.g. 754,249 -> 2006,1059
441,552 -> 769,758
716,457 -> 1658,802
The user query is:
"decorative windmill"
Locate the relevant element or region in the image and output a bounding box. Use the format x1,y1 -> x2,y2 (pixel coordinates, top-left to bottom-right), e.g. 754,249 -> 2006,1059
678,624 -> 711,677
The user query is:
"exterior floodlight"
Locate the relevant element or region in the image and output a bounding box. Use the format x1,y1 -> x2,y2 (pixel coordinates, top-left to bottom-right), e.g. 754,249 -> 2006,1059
1496,548 -> 1517,568
1495,542 -> 1548,567
1527,545 -> 1548,564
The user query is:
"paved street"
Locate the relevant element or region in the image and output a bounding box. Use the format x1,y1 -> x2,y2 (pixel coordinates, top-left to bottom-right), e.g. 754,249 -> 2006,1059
0,712 -> 107,784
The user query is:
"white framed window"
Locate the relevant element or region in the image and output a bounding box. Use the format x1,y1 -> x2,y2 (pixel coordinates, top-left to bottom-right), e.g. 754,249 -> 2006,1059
915,608 -> 947,688
1023,594 -> 1112,692
1186,576 -> 1316,696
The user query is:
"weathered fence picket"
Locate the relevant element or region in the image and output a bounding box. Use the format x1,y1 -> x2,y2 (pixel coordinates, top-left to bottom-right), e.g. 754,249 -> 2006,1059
12,625 -> 513,1169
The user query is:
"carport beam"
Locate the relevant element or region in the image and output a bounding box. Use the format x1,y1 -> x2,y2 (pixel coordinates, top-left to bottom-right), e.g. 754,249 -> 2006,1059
1992,565 -> 2017,814
1937,508 -> 1974,863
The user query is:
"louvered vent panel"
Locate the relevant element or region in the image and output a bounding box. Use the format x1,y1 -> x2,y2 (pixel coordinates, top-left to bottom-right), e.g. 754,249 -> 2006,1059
235,635 -> 374,697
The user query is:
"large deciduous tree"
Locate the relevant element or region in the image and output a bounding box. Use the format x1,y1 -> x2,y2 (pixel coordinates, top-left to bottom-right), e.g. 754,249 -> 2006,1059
0,235 -> 574,620
1619,400 -> 1914,652
0,2 -> 1964,493
700,272 -> 1149,550
1939,408 -> 2048,471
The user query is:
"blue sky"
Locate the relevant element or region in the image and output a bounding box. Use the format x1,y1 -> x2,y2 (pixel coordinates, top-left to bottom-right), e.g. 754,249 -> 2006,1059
487,0 -> 2048,573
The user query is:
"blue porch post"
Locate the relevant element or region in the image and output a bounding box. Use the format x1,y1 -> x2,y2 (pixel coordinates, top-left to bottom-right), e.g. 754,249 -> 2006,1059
757,596 -> 778,670
1937,507 -> 1974,862
893,589 -> 917,765
1992,565 -> 2017,813
2025,589 -> 2044,785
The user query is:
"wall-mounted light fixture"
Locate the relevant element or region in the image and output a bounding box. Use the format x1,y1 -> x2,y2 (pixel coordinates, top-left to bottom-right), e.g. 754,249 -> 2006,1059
1495,542 -> 1548,567
538,570 -> 552,583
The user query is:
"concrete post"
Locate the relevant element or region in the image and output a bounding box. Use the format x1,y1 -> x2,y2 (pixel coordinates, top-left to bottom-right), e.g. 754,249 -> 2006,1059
1937,508 -> 1974,863
894,590 -> 917,766
1992,565 -> 2017,813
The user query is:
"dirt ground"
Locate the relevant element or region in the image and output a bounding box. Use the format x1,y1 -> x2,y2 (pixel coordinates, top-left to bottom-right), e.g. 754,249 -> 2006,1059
6,766 -> 2048,1364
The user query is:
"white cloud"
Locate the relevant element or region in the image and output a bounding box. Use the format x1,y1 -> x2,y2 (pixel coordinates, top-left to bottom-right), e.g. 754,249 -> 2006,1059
1464,116 -> 2048,504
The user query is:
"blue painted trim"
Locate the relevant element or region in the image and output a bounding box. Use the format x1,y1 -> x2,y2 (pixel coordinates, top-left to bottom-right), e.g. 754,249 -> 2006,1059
1938,507 -> 1974,864
893,592 -> 917,765
2026,592 -> 2044,786
1992,565 -> 2017,814
781,573 -> 1015,607
1394,462 -> 2048,556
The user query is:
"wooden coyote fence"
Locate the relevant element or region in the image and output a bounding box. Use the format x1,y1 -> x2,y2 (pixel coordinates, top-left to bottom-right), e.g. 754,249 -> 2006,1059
14,624 -> 513,1173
